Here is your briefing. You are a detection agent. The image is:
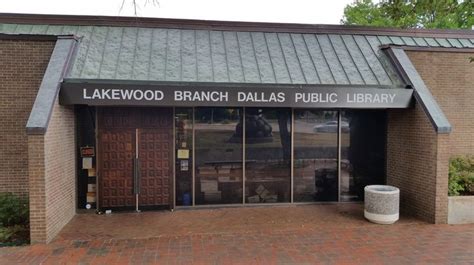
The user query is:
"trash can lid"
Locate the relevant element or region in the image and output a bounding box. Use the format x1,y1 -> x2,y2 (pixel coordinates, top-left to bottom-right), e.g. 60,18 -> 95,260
365,185 -> 399,194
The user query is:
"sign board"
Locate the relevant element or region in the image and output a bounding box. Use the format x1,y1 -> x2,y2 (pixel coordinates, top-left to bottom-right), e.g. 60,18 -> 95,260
80,146 -> 95,157
60,82 -> 414,109
177,149 -> 190,159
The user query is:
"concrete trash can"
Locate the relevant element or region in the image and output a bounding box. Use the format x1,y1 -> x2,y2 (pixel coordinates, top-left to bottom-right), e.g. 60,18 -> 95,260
364,185 -> 400,224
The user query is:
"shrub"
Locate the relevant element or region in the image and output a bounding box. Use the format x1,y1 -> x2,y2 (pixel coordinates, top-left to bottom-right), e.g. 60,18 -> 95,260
0,193 -> 29,227
448,155 -> 474,196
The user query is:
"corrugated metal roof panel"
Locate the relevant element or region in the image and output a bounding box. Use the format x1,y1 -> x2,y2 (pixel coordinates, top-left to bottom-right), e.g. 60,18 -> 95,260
99,27 -> 123,79
265,32 -> 291,83
364,36 -> 403,87
1,23 -> 472,86
447,38 -> 463,48
424,37 -> 440,47
149,28 -> 168,81
15,24 -> 33,34
181,29 -> 197,82
303,34 -> 335,84
69,26 -> 94,78
80,26 -> 107,79
210,30 -> 229,82
458,39 -> 473,48
389,36 -> 405,45
115,27 -> 135,79
251,32 -> 275,83
30,24 -> 49,34
291,34 -> 320,84
165,28 -> 182,81
401,37 -> 416,46
413,37 -> 428,46
353,35 -> 391,86
317,34 -> 350,85
133,28 -> 153,81
45,25 -> 64,35
329,34 -> 364,85
435,38 -> 451,47
223,31 -> 245,83
279,33 -> 307,84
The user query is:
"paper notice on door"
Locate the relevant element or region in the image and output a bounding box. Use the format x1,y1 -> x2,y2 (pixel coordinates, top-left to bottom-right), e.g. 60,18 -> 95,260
88,168 -> 96,177
180,160 -> 189,171
82,157 -> 93,169
177,149 -> 190,159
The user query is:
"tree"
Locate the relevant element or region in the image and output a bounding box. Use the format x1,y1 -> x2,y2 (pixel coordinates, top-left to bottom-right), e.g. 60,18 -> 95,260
121,0 -> 159,16
341,0 -> 474,29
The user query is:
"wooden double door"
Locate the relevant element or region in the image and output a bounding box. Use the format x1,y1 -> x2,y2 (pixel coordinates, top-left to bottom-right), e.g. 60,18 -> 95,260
98,108 -> 173,210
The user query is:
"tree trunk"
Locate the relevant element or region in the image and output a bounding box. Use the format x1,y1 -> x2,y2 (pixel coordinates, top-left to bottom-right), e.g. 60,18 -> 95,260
277,110 -> 291,161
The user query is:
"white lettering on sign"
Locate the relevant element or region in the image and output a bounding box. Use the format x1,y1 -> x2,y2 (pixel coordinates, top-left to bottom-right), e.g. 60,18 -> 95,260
174,91 -> 229,102
77,87 -> 408,107
237,92 -> 285,102
83,88 -> 164,101
346,93 -> 396,104
294,93 -> 338,103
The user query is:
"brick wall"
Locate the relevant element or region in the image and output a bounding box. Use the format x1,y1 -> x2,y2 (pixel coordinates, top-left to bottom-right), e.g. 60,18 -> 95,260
407,51 -> 474,156
28,99 -> 76,243
0,40 -> 55,196
43,99 -> 76,243
387,51 -> 474,224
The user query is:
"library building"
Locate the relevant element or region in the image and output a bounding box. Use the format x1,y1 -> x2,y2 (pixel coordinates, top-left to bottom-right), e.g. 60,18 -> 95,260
0,13 -> 473,243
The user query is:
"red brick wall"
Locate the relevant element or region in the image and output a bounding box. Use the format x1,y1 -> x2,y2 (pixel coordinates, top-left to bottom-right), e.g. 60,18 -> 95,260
407,51 -> 474,156
43,100 -> 76,243
0,40 -> 55,196
387,51 -> 474,224
28,98 -> 76,244
28,135 -> 47,241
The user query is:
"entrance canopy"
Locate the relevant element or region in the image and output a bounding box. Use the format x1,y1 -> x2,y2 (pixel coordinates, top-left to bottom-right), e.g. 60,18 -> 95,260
60,80 -> 413,108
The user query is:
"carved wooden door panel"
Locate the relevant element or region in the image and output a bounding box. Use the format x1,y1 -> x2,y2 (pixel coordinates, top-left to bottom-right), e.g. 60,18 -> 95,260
98,108 -> 137,208
98,107 -> 173,209
138,108 -> 173,207
99,129 -> 135,208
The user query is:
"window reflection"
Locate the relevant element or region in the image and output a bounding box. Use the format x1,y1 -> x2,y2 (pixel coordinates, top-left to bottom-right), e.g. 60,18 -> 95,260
175,108 -> 193,206
294,110 -> 338,202
245,108 -> 291,203
341,110 -> 386,201
195,108 -> 243,204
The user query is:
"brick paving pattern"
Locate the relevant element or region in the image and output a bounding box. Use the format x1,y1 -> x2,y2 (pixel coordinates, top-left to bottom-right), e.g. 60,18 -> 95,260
0,204 -> 473,264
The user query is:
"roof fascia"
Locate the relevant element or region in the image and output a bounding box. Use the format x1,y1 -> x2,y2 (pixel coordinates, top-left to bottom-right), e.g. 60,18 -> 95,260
26,36 -> 79,135
384,46 -> 452,134
1,13 -> 473,39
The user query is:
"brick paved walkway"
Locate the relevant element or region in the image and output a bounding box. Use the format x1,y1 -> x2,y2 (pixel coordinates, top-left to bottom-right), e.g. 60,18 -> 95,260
0,204 -> 473,264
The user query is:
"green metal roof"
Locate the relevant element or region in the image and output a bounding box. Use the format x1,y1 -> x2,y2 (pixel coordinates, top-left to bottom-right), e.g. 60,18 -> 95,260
1,23 -> 473,87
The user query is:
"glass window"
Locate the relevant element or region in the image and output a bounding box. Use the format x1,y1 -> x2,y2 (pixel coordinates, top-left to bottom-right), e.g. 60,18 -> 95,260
341,110 -> 386,201
245,108 -> 291,203
175,108 -> 193,206
195,108 -> 243,204
294,110 -> 338,202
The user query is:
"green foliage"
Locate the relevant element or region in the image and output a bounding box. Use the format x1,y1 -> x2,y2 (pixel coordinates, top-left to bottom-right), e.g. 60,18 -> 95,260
448,155 -> 474,196
0,225 -> 29,246
0,193 -> 29,227
342,0 -> 474,29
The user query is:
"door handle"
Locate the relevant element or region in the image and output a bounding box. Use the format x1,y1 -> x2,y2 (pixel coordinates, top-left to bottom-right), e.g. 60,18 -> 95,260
133,157 -> 140,195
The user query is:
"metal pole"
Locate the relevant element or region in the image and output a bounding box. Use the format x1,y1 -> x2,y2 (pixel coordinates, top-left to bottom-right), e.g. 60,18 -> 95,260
192,107 -> 196,206
337,111 -> 342,202
242,107 -> 246,205
95,107 -> 99,211
291,108 -> 294,203
135,128 -> 140,212
172,107 -> 176,211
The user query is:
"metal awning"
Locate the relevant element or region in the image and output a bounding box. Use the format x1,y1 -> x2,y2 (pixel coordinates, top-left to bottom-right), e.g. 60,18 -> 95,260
1,21 -> 472,88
